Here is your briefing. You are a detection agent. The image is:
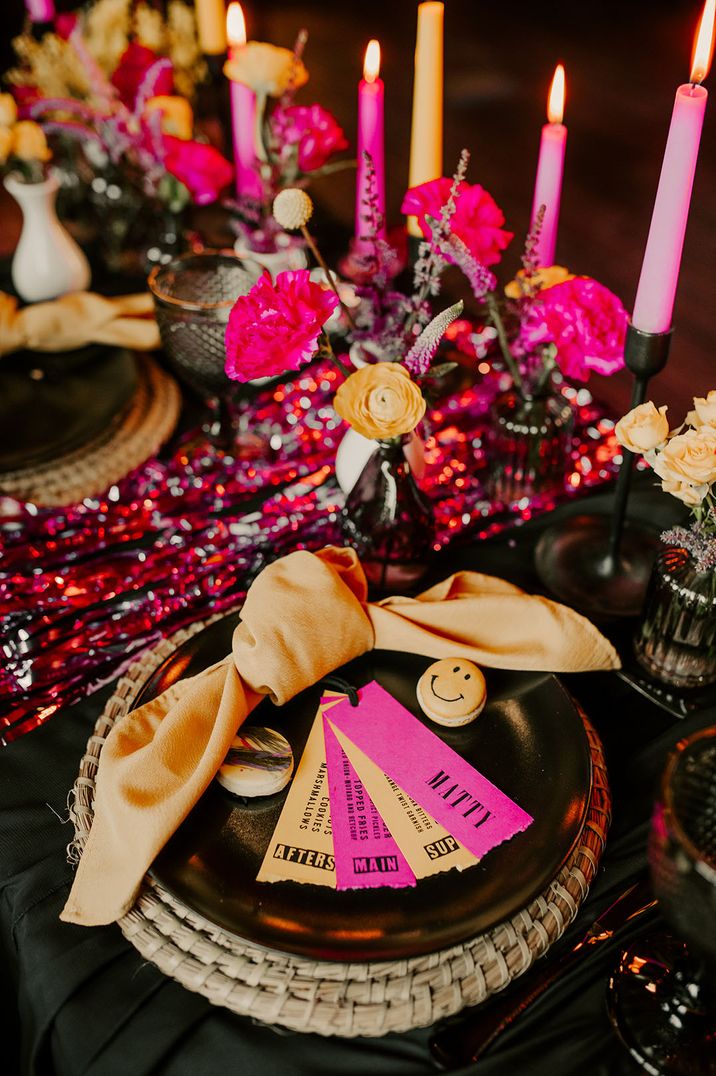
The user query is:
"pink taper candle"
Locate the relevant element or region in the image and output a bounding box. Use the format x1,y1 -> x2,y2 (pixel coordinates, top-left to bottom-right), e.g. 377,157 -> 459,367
226,3 -> 261,201
355,40 -> 386,254
531,64 -> 567,269
25,0 -> 55,21
632,0 -> 715,334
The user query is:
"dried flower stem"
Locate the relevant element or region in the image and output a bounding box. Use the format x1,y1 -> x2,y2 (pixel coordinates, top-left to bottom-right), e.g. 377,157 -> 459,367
300,224 -> 358,330
318,332 -> 351,378
485,292 -> 523,393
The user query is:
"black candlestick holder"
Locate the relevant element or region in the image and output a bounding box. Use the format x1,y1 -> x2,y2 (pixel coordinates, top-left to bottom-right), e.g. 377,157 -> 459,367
534,322 -> 672,619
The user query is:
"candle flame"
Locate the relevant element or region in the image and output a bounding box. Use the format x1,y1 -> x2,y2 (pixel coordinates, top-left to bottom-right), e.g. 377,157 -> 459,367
226,2 -> 246,48
547,63 -> 566,124
691,0 -> 715,83
364,39 -> 381,83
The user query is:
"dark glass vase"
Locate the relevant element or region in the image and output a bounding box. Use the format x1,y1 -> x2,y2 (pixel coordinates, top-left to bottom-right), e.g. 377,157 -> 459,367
341,438 -> 434,592
90,175 -> 187,278
486,389 -> 574,506
634,545 -> 716,689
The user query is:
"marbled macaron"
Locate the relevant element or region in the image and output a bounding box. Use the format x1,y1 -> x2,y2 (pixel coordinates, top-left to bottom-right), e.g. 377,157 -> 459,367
217,727 -> 294,797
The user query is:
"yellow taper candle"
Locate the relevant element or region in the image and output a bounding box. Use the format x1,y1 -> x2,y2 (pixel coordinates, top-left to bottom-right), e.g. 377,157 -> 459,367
407,1 -> 444,236
195,0 -> 228,56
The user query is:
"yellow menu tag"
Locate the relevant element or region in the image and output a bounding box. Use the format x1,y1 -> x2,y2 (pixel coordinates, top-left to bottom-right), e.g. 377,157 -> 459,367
256,696 -> 342,887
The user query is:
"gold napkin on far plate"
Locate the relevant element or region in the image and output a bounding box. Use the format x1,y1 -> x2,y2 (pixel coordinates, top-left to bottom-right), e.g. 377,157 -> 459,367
61,546 -> 619,927
0,291 -> 160,356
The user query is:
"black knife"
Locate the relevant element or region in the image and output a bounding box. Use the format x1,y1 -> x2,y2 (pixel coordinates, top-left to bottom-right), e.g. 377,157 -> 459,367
429,877 -> 657,1069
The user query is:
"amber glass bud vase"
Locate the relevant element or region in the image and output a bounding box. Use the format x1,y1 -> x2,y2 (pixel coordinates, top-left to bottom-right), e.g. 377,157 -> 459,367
341,436 -> 434,592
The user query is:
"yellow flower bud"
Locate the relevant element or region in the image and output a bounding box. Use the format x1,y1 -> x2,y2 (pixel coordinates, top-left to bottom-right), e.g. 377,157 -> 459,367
0,94 -> 18,128
143,95 -> 194,141
12,121 -> 51,163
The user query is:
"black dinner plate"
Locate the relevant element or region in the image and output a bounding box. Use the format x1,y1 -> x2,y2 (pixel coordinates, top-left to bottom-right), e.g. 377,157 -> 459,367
134,615 -> 593,961
0,345 -> 138,472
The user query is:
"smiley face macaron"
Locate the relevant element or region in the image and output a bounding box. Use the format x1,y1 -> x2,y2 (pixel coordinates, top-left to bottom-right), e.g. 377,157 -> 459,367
416,658 -> 487,728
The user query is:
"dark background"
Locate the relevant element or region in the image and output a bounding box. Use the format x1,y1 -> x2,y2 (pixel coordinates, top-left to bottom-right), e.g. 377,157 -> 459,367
2,0 -> 715,421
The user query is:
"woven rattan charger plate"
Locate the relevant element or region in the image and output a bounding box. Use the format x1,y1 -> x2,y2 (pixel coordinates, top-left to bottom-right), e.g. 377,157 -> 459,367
0,355 -> 180,507
68,616 -> 610,1038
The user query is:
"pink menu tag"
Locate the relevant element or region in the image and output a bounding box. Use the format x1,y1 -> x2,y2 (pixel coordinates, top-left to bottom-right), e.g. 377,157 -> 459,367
323,712 -> 416,891
327,681 -> 533,860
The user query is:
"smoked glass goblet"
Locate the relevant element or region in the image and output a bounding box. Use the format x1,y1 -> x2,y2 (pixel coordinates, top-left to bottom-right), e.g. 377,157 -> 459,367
608,726 -> 716,1075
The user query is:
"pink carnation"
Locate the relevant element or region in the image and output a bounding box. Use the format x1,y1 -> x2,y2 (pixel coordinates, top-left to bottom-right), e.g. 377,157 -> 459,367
401,178 -> 513,267
162,135 -> 234,205
225,270 -> 339,382
521,277 -> 628,382
272,103 -> 348,172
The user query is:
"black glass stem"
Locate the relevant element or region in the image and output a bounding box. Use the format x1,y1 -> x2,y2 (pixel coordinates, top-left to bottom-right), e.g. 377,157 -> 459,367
607,324 -> 673,565
534,323 -> 672,619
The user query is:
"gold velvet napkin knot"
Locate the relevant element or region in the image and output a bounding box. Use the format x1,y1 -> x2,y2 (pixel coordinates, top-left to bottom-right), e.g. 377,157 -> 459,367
0,291 -> 160,356
61,546 -> 619,927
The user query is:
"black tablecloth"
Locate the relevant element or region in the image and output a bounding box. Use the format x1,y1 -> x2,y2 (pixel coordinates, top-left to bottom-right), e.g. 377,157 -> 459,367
2,483 -> 714,1076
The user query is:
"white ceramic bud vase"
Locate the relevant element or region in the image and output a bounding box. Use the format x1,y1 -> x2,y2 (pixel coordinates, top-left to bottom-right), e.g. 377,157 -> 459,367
233,232 -> 308,280
5,173 -> 91,303
335,342 -> 427,495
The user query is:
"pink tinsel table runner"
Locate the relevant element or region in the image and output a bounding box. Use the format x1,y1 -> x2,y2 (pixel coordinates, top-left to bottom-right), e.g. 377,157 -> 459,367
0,358 -> 619,743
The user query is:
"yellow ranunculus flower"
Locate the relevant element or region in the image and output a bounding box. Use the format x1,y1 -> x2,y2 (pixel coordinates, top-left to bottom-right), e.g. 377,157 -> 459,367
144,95 -> 194,140
0,94 -> 18,128
334,363 -> 426,441
615,401 -> 669,454
0,126 -> 14,166
12,121 -> 51,162
224,41 -> 308,98
504,264 -> 574,299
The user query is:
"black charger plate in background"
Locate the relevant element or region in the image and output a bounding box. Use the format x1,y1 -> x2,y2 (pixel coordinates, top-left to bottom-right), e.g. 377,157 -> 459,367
133,614 -> 593,962
0,345 -> 138,471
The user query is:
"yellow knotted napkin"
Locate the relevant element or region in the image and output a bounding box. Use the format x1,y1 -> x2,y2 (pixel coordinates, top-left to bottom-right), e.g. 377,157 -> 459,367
0,291 -> 160,356
61,546 -> 619,926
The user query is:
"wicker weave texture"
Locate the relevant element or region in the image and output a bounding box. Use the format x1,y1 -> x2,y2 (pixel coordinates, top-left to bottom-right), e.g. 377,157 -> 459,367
0,356 -> 180,506
68,622 -> 610,1038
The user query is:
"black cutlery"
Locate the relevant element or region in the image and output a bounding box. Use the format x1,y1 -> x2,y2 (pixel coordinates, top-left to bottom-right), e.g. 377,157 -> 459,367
429,877 -> 657,1069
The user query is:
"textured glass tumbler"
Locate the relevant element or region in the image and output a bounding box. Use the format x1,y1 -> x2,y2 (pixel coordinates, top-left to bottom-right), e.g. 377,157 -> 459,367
634,546 -> 716,689
486,389 -> 574,507
149,251 -> 257,396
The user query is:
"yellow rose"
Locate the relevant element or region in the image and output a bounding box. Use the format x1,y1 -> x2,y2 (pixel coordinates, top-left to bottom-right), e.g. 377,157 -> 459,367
12,121 -> 51,163
334,364 -> 426,441
504,265 -> 574,299
615,401 -> 669,454
0,94 -> 18,128
144,95 -> 194,140
658,473 -> 709,507
0,126 -> 14,166
687,390 -> 716,428
652,427 -> 716,487
224,42 -> 308,98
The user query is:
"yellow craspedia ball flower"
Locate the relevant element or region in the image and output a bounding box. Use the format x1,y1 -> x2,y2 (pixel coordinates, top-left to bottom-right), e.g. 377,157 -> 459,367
273,188 -> 313,231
